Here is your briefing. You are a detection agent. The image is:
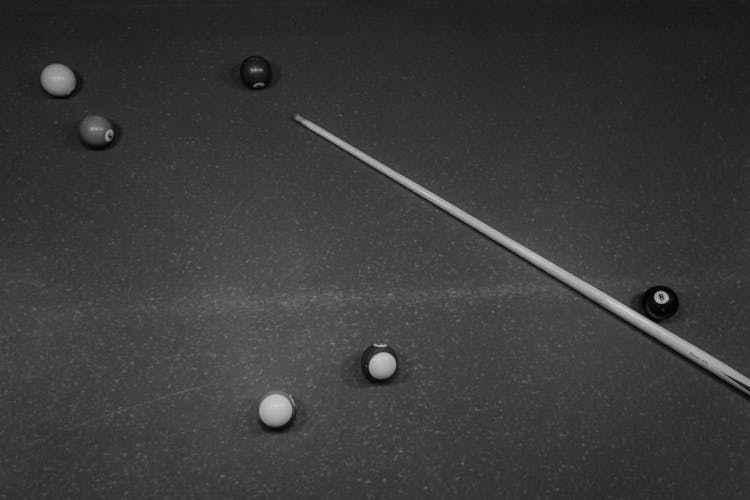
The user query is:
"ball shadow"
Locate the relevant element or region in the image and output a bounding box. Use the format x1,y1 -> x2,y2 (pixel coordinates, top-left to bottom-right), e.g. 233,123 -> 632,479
268,60 -> 281,89
220,62 -> 246,91
64,118 -> 81,148
109,121 -> 123,148
340,352 -> 370,389
69,70 -> 85,97
24,68 -> 42,99
630,293 -> 644,313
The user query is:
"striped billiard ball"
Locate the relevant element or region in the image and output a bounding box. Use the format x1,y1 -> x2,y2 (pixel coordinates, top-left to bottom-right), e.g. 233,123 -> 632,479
361,343 -> 398,382
78,115 -> 115,149
240,56 -> 272,89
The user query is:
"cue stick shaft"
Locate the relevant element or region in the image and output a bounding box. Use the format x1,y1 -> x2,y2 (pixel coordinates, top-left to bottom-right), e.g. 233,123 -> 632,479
293,114 -> 750,398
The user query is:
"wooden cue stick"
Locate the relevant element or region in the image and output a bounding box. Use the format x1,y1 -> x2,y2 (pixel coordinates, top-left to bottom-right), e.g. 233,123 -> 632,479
293,114 -> 750,398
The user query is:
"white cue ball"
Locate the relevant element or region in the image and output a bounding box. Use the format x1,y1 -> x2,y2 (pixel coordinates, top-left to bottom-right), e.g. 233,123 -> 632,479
257,390 -> 297,429
40,63 -> 77,97
361,343 -> 398,382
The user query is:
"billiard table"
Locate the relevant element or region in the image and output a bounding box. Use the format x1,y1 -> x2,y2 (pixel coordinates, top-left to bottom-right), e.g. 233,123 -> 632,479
2,1 -> 749,497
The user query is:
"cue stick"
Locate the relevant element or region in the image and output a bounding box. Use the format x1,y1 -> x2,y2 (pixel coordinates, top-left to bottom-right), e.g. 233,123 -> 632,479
293,114 -> 750,398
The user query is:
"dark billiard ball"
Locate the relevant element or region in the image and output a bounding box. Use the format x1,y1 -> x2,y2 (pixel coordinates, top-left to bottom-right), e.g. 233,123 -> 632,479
257,390 -> 297,429
361,343 -> 398,382
641,285 -> 679,322
240,56 -> 272,89
79,115 -> 115,149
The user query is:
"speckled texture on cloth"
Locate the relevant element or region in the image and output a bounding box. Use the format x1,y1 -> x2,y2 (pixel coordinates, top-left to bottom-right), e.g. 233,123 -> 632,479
1,1 -> 750,498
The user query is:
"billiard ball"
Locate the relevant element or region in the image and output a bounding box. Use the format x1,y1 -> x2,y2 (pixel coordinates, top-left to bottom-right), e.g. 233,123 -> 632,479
641,285 -> 679,322
257,390 -> 296,429
240,56 -> 272,89
40,63 -> 77,97
78,115 -> 115,149
361,343 -> 398,382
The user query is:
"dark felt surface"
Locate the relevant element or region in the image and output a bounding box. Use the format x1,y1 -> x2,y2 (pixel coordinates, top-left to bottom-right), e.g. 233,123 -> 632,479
2,1 -> 750,498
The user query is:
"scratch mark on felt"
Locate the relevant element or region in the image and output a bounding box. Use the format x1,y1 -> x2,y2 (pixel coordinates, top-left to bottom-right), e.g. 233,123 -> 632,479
206,196 -> 246,247
4,379 -> 230,459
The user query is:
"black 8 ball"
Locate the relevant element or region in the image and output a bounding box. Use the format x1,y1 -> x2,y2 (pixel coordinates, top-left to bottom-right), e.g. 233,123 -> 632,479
641,285 -> 679,322
240,56 -> 272,89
